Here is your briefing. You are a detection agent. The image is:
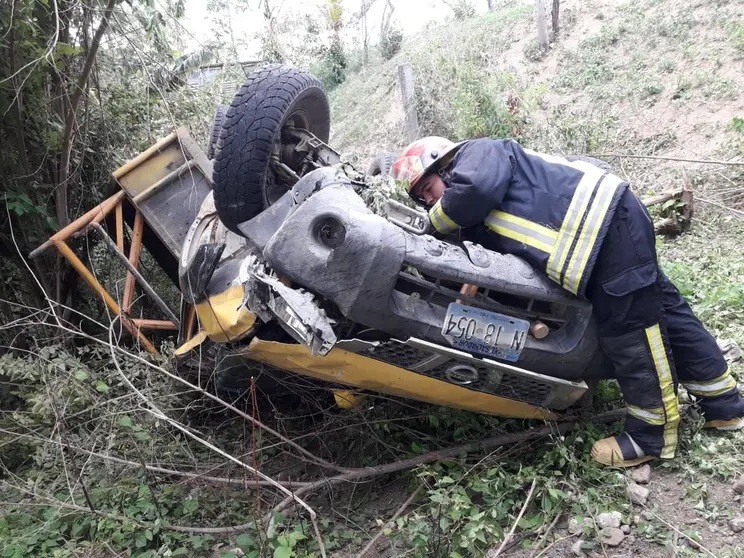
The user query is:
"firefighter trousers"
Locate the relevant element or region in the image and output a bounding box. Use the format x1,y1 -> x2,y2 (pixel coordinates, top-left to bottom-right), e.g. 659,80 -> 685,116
586,189 -> 744,459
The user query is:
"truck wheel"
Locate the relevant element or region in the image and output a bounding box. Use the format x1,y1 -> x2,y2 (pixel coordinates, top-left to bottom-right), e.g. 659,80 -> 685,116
366,152 -> 397,177
206,105 -> 228,160
213,65 -> 330,236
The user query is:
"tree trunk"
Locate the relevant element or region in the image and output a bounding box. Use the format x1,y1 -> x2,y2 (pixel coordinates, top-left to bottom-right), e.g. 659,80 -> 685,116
552,0 -> 560,38
487,0 -> 494,10
535,0 -> 550,52
56,0 -> 117,229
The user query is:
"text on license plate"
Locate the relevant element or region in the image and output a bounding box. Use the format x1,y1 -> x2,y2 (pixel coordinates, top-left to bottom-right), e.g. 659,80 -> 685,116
441,303 -> 530,362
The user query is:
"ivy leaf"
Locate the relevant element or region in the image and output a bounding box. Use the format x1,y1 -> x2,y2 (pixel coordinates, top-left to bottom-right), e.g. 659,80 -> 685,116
74,370 -> 89,381
119,416 -> 133,428
95,381 -> 109,393
273,546 -> 292,558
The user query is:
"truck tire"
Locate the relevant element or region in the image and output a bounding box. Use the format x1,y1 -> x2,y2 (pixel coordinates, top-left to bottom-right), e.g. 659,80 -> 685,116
213,65 -> 331,236
206,105 -> 228,160
366,152 -> 397,177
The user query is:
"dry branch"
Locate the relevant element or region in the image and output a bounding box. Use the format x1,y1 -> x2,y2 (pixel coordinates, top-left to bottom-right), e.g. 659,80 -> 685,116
357,483 -> 425,557
267,409 -> 627,520
491,478 -> 538,557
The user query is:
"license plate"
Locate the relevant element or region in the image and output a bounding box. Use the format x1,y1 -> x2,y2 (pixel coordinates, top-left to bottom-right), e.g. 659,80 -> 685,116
441,303 -> 530,362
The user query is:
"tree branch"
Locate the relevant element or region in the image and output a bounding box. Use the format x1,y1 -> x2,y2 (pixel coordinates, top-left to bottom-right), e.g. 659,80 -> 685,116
56,0 -> 117,228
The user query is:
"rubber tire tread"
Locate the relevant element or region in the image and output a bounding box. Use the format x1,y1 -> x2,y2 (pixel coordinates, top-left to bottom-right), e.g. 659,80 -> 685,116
366,152 -> 398,177
207,105 -> 228,160
213,64 -> 330,236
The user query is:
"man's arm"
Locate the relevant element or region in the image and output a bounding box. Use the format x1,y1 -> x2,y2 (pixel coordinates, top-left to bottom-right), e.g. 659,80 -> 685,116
428,140 -> 514,235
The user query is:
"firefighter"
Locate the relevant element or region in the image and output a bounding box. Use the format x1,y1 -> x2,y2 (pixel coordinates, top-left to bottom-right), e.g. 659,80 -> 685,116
390,136 -> 744,467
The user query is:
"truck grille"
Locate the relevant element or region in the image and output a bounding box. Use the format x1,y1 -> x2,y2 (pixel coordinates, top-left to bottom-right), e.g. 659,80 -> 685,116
396,270 -> 568,330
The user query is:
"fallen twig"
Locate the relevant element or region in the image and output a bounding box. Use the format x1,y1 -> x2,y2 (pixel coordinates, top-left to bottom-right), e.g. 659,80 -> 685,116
268,409 -> 627,521
529,509 -> 563,558
588,153 -> 744,166
697,197 -> 744,219
107,320 -> 327,556
357,483 -> 426,558
533,534 -> 577,558
491,478 -> 538,557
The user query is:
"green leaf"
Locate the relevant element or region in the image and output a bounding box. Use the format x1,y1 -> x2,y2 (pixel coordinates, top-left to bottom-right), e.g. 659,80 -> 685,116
273,546 -> 292,558
119,416 -> 133,428
95,381 -> 109,393
55,42 -> 83,57
135,431 -> 151,442
236,534 -> 254,551
74,370 -> 89,381
172,549 -> 188,556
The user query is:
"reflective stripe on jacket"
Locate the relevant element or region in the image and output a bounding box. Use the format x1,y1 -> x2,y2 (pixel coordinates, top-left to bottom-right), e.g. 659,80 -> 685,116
428,138 -> 628,297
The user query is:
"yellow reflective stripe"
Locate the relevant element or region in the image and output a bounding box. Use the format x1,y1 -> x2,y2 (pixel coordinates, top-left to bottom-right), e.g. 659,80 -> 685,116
645,324 -> 680,458
684,369 -> 737,397
628,405 -> 666,425
428,199 -> 459,234
546,168 -> 604,284
563,174 -> 622,294
485,211 -> 557,253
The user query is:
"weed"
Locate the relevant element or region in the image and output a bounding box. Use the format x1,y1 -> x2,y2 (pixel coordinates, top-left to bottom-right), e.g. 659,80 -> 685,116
523,40 -> 547,62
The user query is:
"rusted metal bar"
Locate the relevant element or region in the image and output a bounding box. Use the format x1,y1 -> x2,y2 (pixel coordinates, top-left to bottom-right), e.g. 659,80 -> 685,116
122,211 -> 144,313
89,223 -> 180,327
53,240 -> 157,354
115,201 -> 124,252
132,319 -> 178,331
30,191 -> 125,258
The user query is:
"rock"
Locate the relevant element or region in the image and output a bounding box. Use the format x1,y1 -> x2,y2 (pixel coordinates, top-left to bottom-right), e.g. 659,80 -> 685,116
572,539 -> 586,556
726,536 -> 736,546
734,477 -> 744,495
730,516 -> 744,533
628,482 -> 650,506
598,527 -> 625,547
568,517 -> 584,535
597,511 -> 622,529
717,338 -> 742,362
632,515 -> 641,525
629,464 -> 652,485
621,524 -> 631,534
641,510 -> 653,521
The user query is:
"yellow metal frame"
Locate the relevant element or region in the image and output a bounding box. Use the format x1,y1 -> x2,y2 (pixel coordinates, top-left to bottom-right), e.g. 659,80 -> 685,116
240,338 -> 557,420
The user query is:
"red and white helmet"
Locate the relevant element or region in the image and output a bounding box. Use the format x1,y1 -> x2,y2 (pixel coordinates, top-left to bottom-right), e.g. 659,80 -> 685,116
390,136 -> 462,193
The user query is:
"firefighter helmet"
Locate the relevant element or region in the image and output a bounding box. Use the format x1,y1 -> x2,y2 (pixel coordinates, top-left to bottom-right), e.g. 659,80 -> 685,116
390,136 -> 463,192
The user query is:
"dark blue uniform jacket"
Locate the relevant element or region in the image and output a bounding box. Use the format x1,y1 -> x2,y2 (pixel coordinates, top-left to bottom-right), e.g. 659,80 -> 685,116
428,138 -> 628,297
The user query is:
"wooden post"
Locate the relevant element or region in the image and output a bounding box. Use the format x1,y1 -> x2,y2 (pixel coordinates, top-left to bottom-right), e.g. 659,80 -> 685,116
552,0 -> 560,38
536,0 -> 550,52
122,211 -> 144,313
398,64 -> 420,142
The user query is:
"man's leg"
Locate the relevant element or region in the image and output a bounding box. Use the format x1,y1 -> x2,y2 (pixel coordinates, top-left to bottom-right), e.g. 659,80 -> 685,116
657,270 -> 744,428
586,191 -> 680,466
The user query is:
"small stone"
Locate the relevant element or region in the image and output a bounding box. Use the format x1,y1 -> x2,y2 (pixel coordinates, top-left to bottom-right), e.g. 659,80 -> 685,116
568,517 -> 583,535
628,482 -> 650,506
726,536 -> 736,546
735,495 -> 741,502
632,515 -> 641,525
621,524 -> 631,534
641,510 -> 653,521
572,539 -> 586,556
730,516 -> 744,533
599,527 -> 625,547
733,477 -> 744,495
629,464 -> 651,485
686,517 -> 700,525
597,511 -> 623,529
